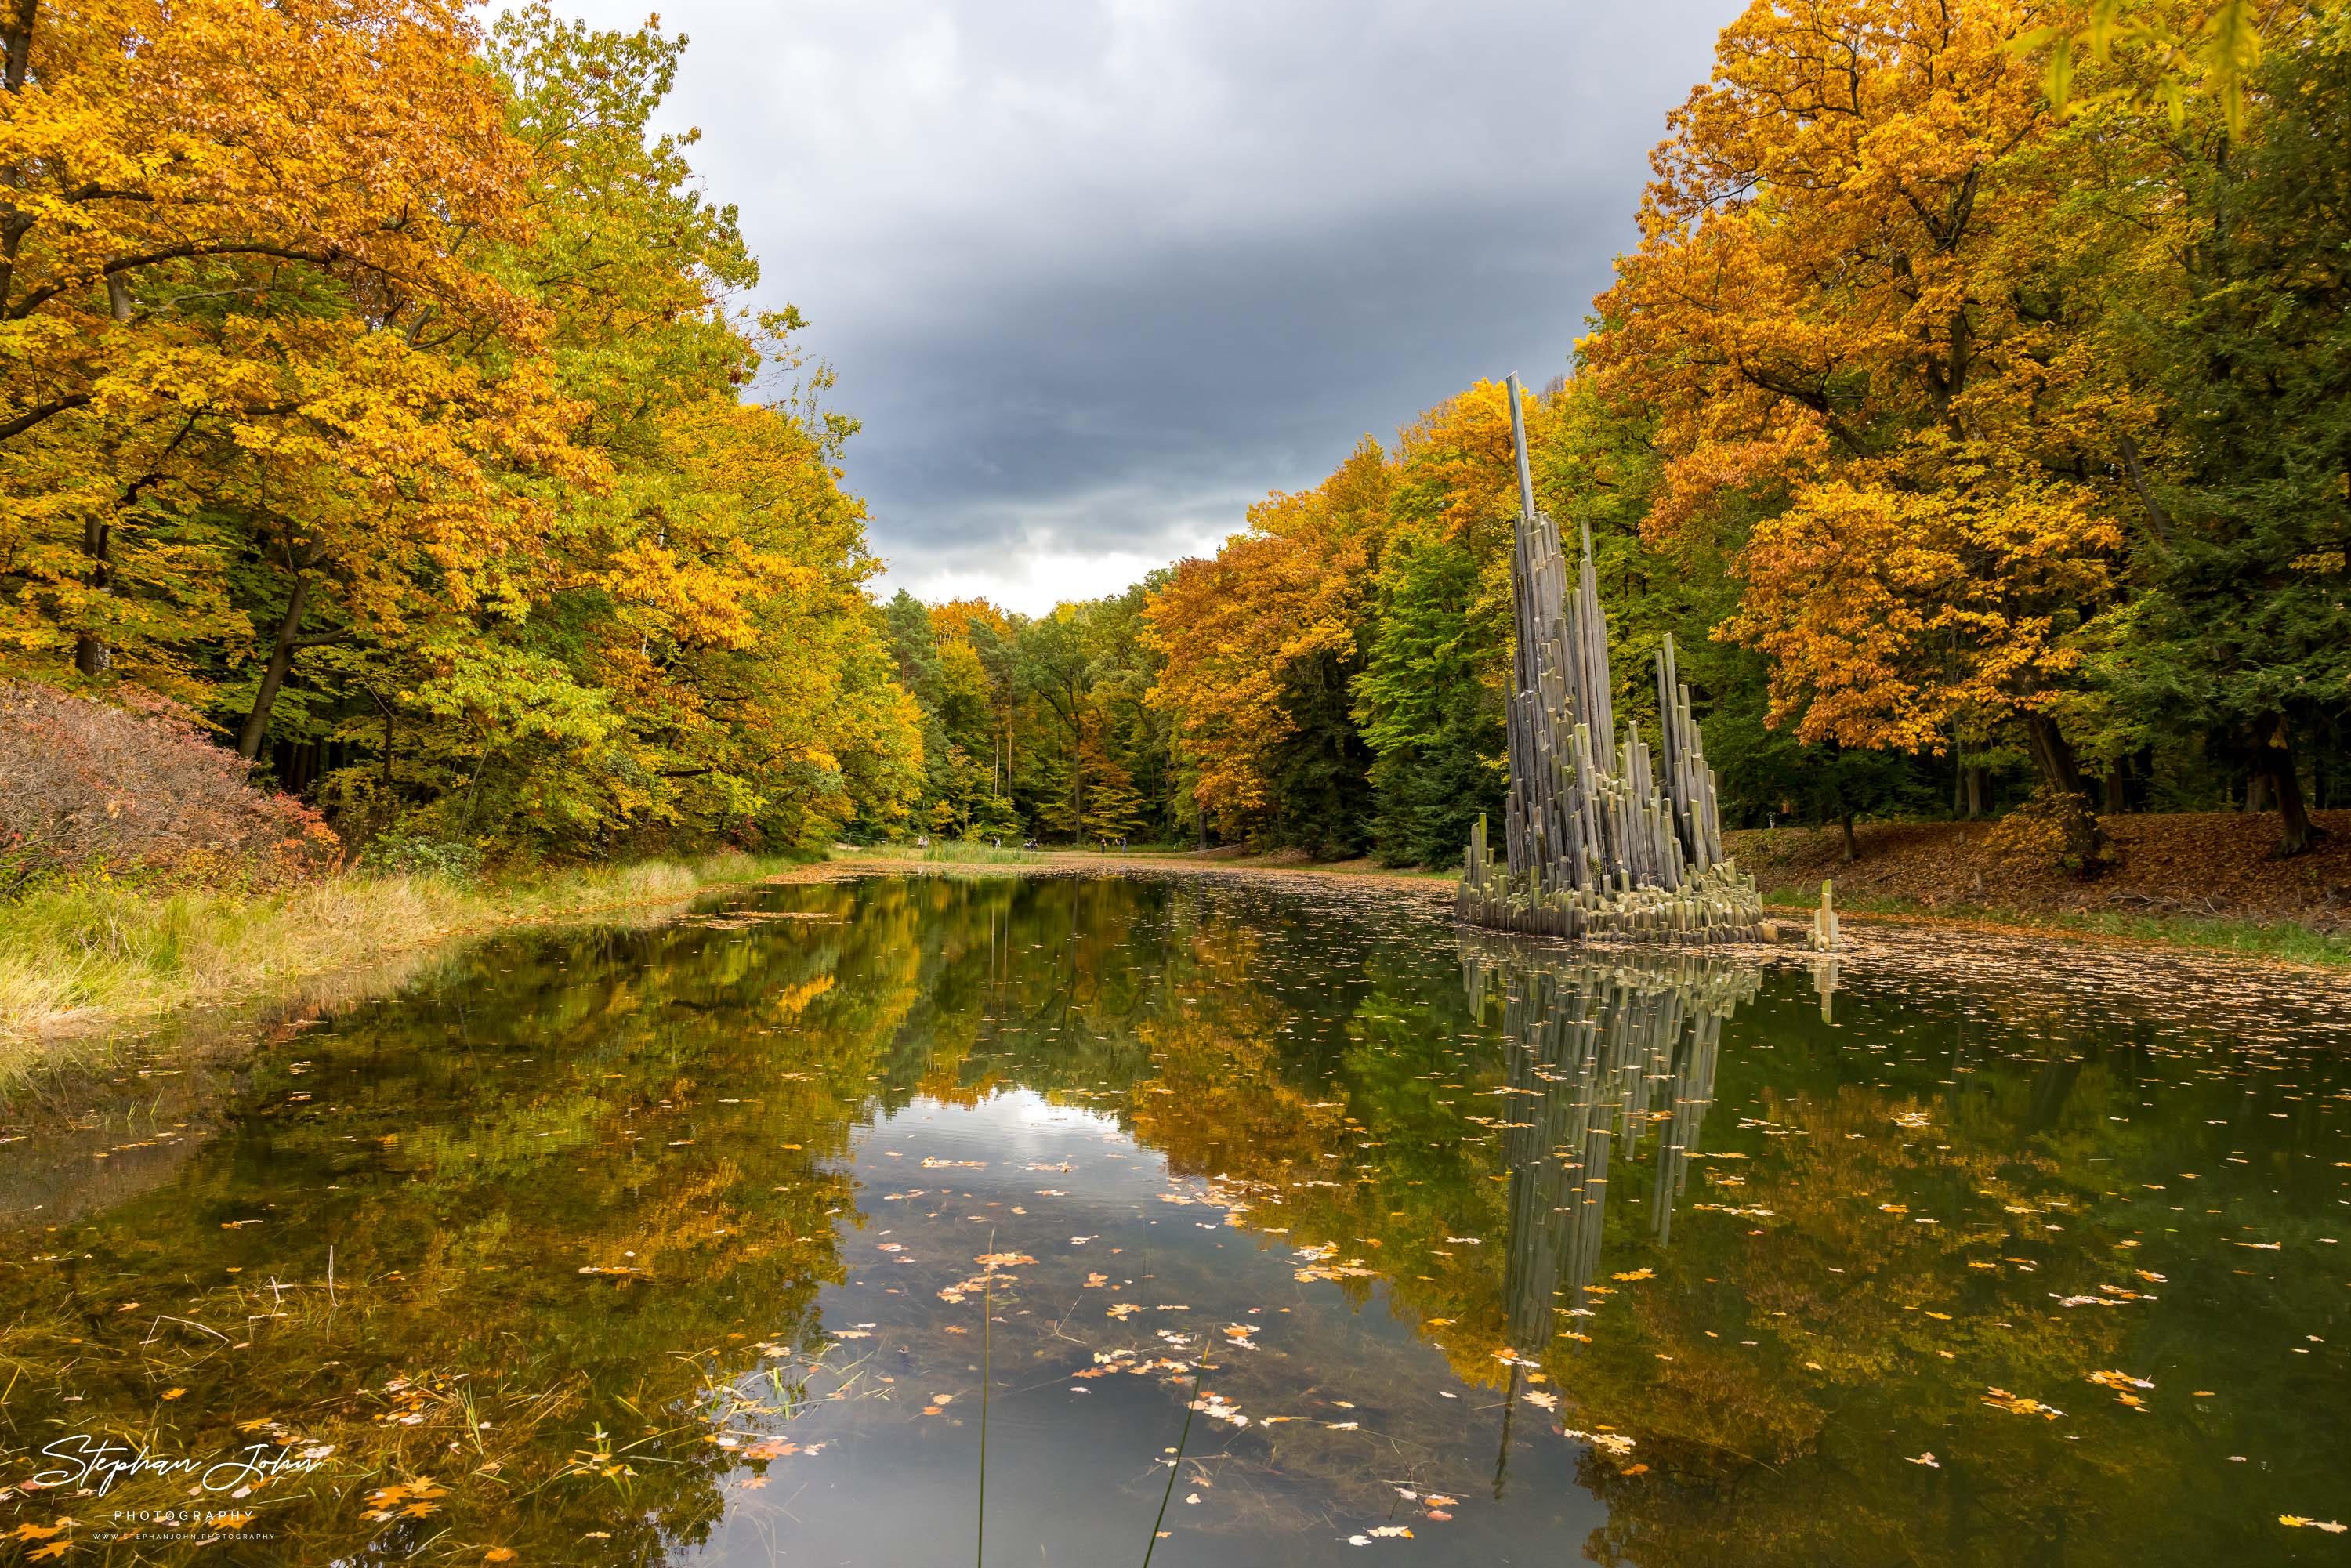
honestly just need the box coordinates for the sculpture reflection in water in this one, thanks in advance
[1463,932,1828,1493]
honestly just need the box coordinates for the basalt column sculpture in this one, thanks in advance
[1457,375,1763,943]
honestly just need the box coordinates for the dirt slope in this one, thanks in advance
[1731,810,2351,930]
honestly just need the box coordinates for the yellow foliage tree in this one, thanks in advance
[1,0,583,702]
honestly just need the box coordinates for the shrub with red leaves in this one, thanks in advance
[0,681,340,893]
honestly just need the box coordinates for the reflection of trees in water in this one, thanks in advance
[1463,939,1767,1357]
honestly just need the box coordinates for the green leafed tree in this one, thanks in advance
[2108,10,2351,855]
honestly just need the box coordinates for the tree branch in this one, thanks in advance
[2117,433,2173,549]
[0,392,91,444]
[6,242,365,321]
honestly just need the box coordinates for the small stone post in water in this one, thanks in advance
[1811,879,1840,952]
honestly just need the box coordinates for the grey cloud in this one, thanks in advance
[561,0,1742,609]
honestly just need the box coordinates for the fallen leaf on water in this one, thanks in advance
[1907,1454,1940,1468]
[2281,1517,2346,1533]
[1983,1388,2063,1419]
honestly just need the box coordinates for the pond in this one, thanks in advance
[2,871,2346,1565]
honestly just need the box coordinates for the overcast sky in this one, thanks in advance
[559,0,1741,613]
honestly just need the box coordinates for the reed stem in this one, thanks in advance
[1139,1358,1204,1566]
[977,1239,991,1568]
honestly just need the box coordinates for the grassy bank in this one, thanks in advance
[0,851,812,1074]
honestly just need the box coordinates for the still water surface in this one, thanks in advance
[2,871,2347,1565]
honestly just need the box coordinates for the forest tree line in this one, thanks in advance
[911,0,2349,869]
[6,0,2346,873]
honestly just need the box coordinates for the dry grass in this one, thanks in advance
[2,679,339,890]
[0,852,806,1079]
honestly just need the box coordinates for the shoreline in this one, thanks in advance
[875,845,2351,969]
[9,839,2346,1085]
[0,853,859,1082]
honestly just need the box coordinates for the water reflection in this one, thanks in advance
[1469,940,1751,1353]
[0,873,2343,1566]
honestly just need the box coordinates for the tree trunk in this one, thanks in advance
[1838,811,1858,863]
[1068,698,1083,842]
[2246,771,2273,813]
[238,573,309,762]
[2252,715,2326,857]
[1962,766,1988,820]
[2103,765,2127,815]
[72,515,110,675]
[2022,710,2109,871]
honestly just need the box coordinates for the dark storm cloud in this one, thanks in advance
[562,0,1742,609]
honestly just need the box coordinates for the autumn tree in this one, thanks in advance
[1584,0,2185,868]
[1353,383,1527,864]
[3,2,922,858]
[1145,437,1390,852]
[1,0,580,708]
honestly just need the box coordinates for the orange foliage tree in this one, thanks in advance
[1585,0,2183,866]
[1143,438,1390,842]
